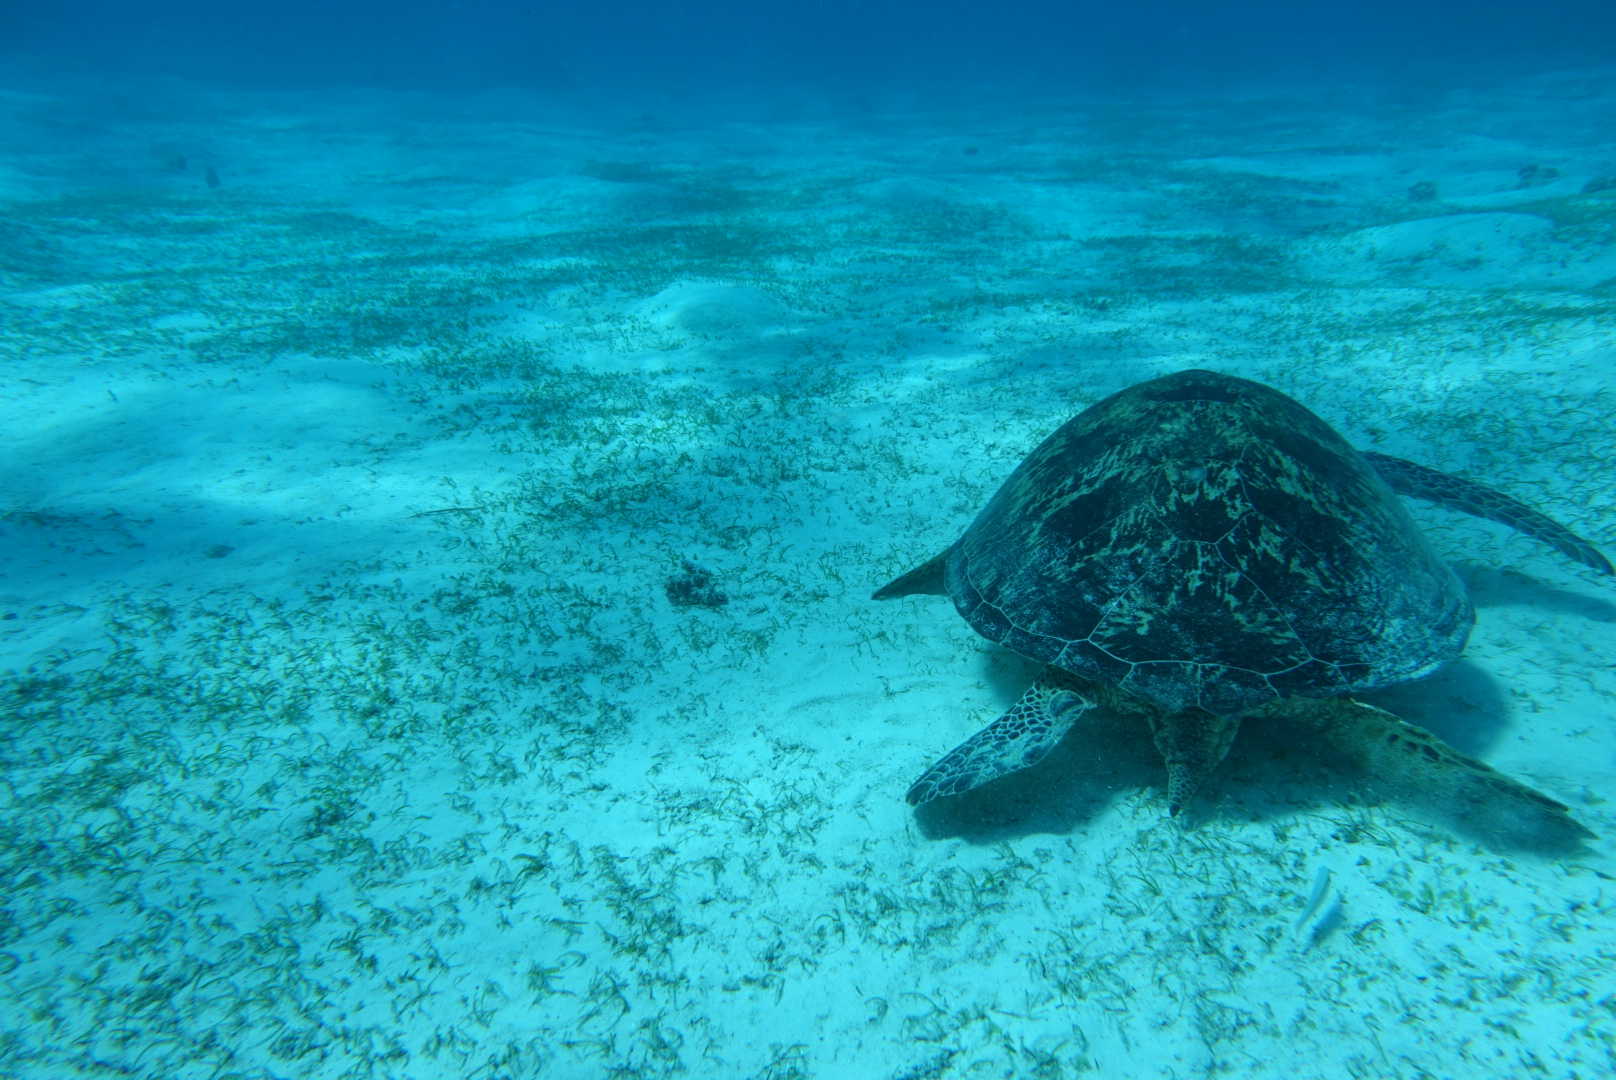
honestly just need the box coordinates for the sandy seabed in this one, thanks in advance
[3,67,1616,1079]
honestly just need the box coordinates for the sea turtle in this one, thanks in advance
[874,369,1607,838]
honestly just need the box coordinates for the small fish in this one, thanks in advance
[1294,866,1332,933]
[205,167,221,189]
[1307,897,1346,951]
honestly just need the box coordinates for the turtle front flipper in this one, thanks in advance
[1364,451,1613,576]
[906,669,1094,807]
[1276,696,1595,843]
[873,547,953,600]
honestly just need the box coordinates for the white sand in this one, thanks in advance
[2,70,1615,1078]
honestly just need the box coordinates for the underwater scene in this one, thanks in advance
[3,4,1616,1078]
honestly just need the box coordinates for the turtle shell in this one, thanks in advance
[946,369,1473,715]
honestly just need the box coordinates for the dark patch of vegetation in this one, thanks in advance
[1408,181,1438,203]
[1517,164,1561,189]
[665,561,727,609]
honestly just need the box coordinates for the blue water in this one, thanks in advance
[2,4,1615,1079]
[7,0,1616,94]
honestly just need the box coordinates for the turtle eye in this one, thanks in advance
[1185,465,1208,482]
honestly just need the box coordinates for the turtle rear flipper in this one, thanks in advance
[1364,451,1613,576]
[906,670,1093,806]
[1277,696,1595,845]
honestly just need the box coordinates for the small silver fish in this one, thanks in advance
[1294,866,1332,933]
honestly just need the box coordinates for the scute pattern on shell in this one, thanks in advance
[945,369,1473,715]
